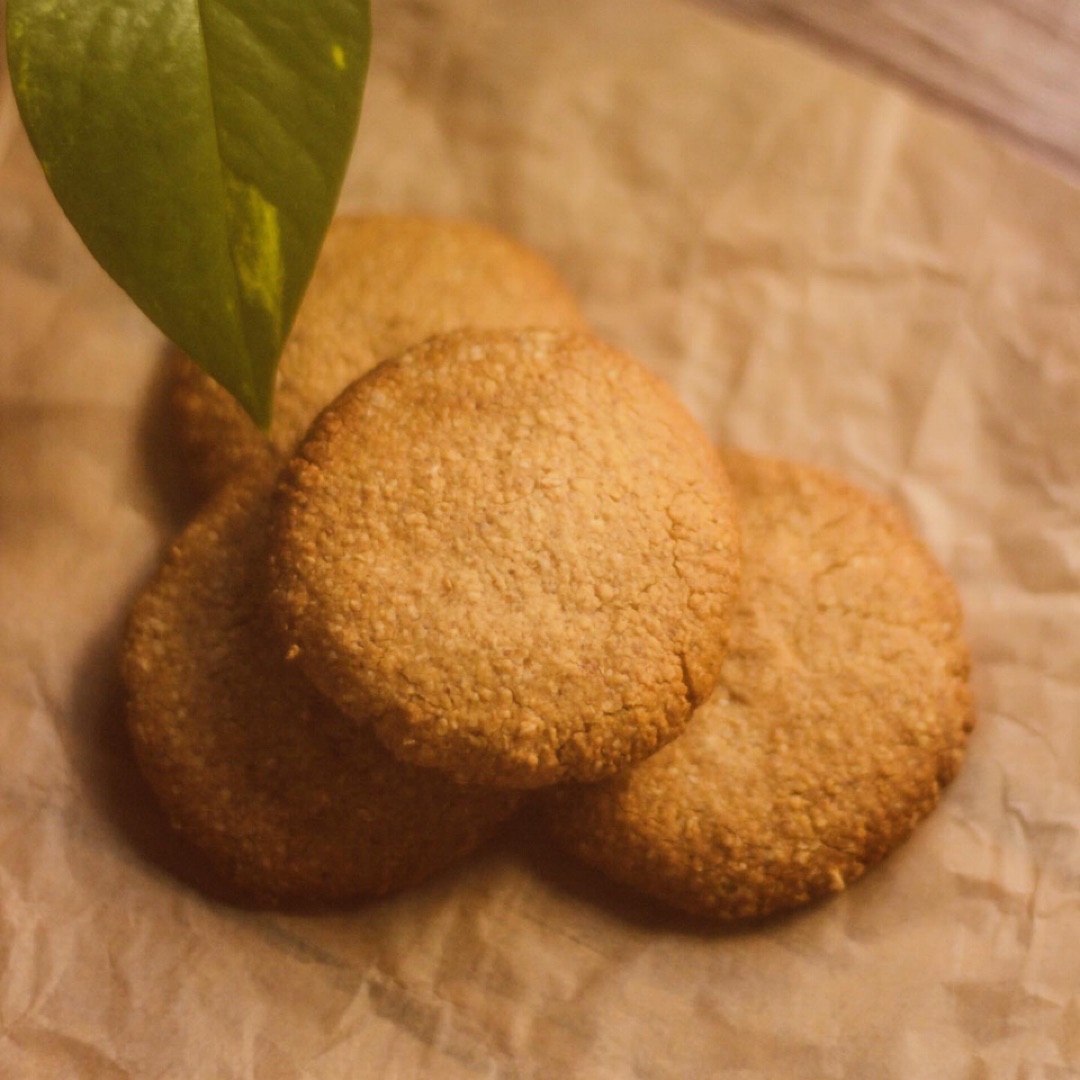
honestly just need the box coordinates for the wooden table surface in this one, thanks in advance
[702,0,1080,184]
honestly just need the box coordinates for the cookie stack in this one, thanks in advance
[122,215,974,919]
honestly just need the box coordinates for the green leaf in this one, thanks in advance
[7,0,371,427]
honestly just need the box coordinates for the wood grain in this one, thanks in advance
[700,0,1080,182]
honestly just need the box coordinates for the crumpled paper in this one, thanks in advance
[2,0,1078,1076]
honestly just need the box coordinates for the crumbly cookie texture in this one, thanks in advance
[544,450,976,920]
[121,471,522,904]
[269,328,742,789]
[170,214,588,493]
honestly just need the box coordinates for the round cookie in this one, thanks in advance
[543,450,975,921]
[269,328,741,789]
[170,214,588,492]
[121,471,522,904]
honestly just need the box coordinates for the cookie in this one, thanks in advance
[121,470,522,904]
[543,450,975,920]
[268,329,741,789]
[170,214,588,492]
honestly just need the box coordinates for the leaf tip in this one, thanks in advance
[240,381,274,433]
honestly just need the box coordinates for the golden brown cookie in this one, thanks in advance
[543,450,975,921]
[268,329,741,789]
[170,214,588,492]
[121,470,522,904]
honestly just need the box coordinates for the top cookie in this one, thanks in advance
[170,214,588,492]
[544,450,975,920]
[269,329,741,788]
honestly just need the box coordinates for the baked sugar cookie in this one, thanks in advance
[544,450,975,920]
[121,472,521,904]
[269,329,741,788]
[170,214,588,492]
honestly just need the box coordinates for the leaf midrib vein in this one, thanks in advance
[192,0,253,392]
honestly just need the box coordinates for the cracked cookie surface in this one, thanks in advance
[121,471,522,904]
[268,329,741,788]
[543,450,975,920]
[170,214,588,493]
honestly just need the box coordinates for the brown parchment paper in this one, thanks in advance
[2,1,1078,1076]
